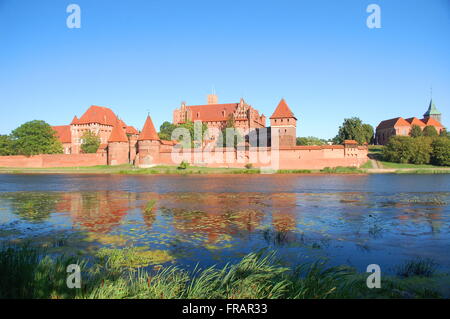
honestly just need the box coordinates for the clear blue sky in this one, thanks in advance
[0,0,449,139]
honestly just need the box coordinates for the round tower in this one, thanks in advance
[137,115,161,167]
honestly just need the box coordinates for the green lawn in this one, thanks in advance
[379,161,448,169]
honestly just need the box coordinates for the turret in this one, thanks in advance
[137,115,161,167]
[107,120,129,165]
[270,99,297,148]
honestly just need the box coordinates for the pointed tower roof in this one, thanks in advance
[270,99,297,120]
[108,120,128,143]
[70,116,79,125]
[138,115,160,141]
[424,99,441,117]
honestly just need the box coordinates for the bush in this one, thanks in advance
[382,136,415,164]
[245,163,253,169]
[431,138,450,166]
[410,137,432,165]
[80,131,101,154]
[423,126,438,137]
[177,161,189,170]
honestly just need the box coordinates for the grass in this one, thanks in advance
[379,161,446,169]
[320,166,365,174]
[0,244,447,299]
[395,258,438,278]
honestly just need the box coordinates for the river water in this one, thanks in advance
[0,173,449,273]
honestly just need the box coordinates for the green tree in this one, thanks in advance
[422,126,438,137]
[409,125,423,138]
[410,137,432,164]
[216,114,244,148]
[296,136,326,146]
[80,131,101,153]
[431,138,450,166]
[439,128,448,138]
[158,121,177,140]
[0,135,14,156]
[333,117,373,144]
[382,136,415,164]
[10,120,62,156]
[362,124,374,144]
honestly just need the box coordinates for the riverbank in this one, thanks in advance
[1,245,448,299]
[0,164,449,175]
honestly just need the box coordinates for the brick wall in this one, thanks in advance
[0,153,107,168]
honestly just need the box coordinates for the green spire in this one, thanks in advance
[423,99,441,117]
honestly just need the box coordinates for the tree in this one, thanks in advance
[409,125,423,138]
[333,117,373,144]
[0,135,14,156]
[423,126,438,137]
[158,121,177,140]
[80,131,101,153]
[439,128,449,138]
[296,136,326,146]
[410,137,432,164]
[431,138,450,166]
[382,136,415,164]
[10,120,62,156]
[362,124,374,144]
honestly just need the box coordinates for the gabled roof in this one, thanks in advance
[376,117,410,130]
[405,117,426,127]
[52,125,71,143]
[186,103,239,122]
[77,105,119,126]
[108,121,128,143]
[423,99,441,117]
[344,140,358,145]
[421,117,444,127]
[270,99,296,119]
[138,115,160,141]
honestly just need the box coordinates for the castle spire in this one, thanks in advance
[423,98,442,122]
[138,115,160,141]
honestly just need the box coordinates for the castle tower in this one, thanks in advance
[423,99,442,123]
[270,99,297,148]
[137,115,161,167]
[108,121,130,165]
[207,94,218,105]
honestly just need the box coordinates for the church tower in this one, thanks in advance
[270,99,297,148]
[423,99,442,123]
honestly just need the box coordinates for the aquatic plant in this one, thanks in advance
[0,244,445,299]
[395,258,439,278]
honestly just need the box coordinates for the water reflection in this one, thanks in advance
[0,189,449,272]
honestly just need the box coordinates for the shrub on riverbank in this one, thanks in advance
[0,244,445,299]
[383,136,449,166]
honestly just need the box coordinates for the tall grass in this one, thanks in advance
[0,245,444,299]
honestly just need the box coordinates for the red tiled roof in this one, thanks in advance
[77,105,119,126]
[344,140,358,144]
[126,126,139,135]
[376,117,410,130]
[421,117,443,127]
[70,116,79,125]
[138,115,160,141]
[160,140,176,145]
[108,121,128,143]
[52,125,71,143]
[405,117,426,127]
[270,99,296,119]
[186,103,239,122]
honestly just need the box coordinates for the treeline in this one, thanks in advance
[383,135,450,166]
[0,121,63,156]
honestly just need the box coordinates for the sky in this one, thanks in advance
[0,0,449,139]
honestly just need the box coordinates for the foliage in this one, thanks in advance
[320,166,364,174]
[296,136,327,146]
[409,125,423,138]
[383,135,449,166]
[431,138,450,166]
[80,131,101,154]
[333,117,373,145]
[0,245,445,299]
[0,134,14,156]
[158,121,177,140]
[9,120,63,156]
[177,161,189,170]
[395,258,438,278]
[422,126,438,137]
[245,163,253,169]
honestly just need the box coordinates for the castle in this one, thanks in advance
[375,99,444,145]
[0,96,369,169]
